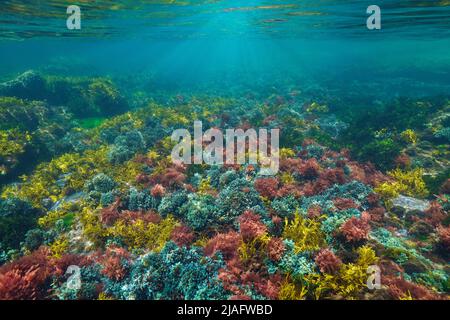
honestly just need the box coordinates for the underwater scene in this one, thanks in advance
[0,0,449,301]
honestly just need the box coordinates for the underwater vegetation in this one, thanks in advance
[0,70,448,301]
[337,97,450,172]
[0,71,132,184]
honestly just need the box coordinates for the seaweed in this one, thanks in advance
[0,77,447,300]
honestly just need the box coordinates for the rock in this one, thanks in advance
[410,220,434,237]
[391,195,430,213]
[361,287,392,300]
[402,258,429,274]
[0,70,47,100]
[391,205,406,218]
[41,198,54,210]
[50,191,85,211]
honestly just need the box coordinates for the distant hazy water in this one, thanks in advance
[0,0,449,98]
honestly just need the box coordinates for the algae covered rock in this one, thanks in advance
[391,195,430,213]
[0,70,47,100]
[0,198,41,250]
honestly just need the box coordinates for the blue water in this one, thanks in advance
[0,1,449,98]
[0,1,449,301]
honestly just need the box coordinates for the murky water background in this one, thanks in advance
[0,0,449,99]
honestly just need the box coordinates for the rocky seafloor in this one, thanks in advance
[0,71,448,300]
